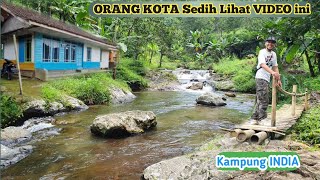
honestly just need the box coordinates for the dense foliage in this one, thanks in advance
[10,0,319,76]
[0,94,23,127]
[115,59,148,90]
[291,105,320,145]
[213,57,256,92]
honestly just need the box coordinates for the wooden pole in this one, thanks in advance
[291,85,297,116]
[13,34,23,95]
[271,76,276,127]
[304,88,309,110]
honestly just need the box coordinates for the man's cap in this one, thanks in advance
[266,36,276,43]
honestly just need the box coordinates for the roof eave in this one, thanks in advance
[29,21,118,51]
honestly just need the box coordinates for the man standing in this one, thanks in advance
[250,36,282,125]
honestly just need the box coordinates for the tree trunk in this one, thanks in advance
[134,52,139,60]
[317,52,320,75]
[317,57,320,75]
[149,51,154,64]
[305,51,315,77]
[159,52,163,68]
[113,25,118,43]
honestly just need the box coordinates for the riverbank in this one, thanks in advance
[0,74,137,169]
[1,90,255,179]
[143,135,320,179]
[143,101,320,179]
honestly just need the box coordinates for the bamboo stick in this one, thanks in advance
[13,34,23,95]
[237,130,255,142]
[271,76,276,127]
[251,131,268,145]
[230,129,243,137]
[292,85,297,116]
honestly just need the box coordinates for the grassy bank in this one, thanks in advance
[290,105,320,146]
[42,73,130,105]
[0,93,23,127]
[213,57,256,92]
[116,58,148,90]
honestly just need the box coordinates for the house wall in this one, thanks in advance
[18,37,25,62]
[3,36,16,60]
[83,43,100,69]
[100,50,109,68]
[34,33,85,70]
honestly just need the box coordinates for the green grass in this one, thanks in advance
[42,73,130,105]
[213,57,256,92]
[116,58,149,89]
[0,93,23,127]
[290,105,320,146]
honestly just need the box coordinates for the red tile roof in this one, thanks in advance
[1,1,117,47]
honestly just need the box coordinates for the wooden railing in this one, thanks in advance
[271,76,309,127]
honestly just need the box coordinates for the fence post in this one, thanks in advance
[271,76,276,127]
[13,34,23,95]
[291,85,297,116]
[304,88,309,110]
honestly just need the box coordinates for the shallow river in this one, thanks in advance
[2,91,254,179]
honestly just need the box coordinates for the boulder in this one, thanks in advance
[23,96,88,119]
[187,82,203,90]
[213,80,235,91]
[23,100,64,118]
[225,92,236,97]
[143,150,242,180]
[143,140,320,180]
[196,92,226,106]
[90,110,157,138]
[21,117,55,133]
[1,144,20,160]
[63,95,88,111]
[109,86,136,104]
[1,144,33,169]
[1,127,32,146]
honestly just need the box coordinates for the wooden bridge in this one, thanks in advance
[224,77,310,144]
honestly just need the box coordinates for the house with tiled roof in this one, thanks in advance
[1,2,118,80]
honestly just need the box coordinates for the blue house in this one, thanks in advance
[1,2,118,80]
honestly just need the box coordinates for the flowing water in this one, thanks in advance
[2,70,255,179]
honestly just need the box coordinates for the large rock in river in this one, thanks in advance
[1,144,33,169]
[1,127,32,146]
[23,96,88,119]
[109,86,136,104]
[187,82,204,90]
[90,110,157,138]
[196,92,226,106]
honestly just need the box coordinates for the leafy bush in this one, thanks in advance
[0,94,23,127]
[291,105,320,145]
[213,57,256,92]
[116,65,148,90]
[304,77,320,91]
[120,58,147,76]
[42,73,129,105]
[232,70,256,92]
[41,85,62,102]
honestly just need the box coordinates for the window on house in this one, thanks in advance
[1,43,4,59]
[25,39,32,62]
[87,47,92,62]
[43,38,51,62]
[52,40,59,62]
[64,44,70,62]
[71,44,76,62]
